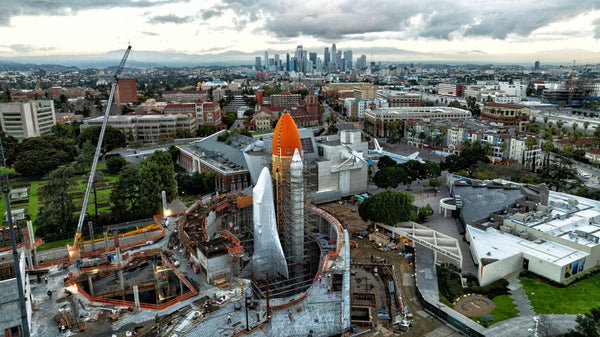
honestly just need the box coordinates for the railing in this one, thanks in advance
[307,203,343,272]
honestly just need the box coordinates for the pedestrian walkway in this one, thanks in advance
[507,275,535,316]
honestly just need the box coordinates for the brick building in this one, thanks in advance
[115,78,137,104]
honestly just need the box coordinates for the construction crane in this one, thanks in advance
[0,139,30,336]
[68,45,131,262]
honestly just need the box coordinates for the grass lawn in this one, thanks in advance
[38,237,72,251]
[439,293,453,307]
[471,295,518,327]
[1,167,16,175]
[520,273,600,314]
[28,181,40,223]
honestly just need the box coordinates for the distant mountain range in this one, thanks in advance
[1,47,599,70]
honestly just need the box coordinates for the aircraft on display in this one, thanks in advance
[370,139,423,164]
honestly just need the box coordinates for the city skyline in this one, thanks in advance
[0,0,599,64]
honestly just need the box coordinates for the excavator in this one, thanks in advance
[67,45,131,263]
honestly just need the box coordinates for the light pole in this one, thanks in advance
[0,138,30,337]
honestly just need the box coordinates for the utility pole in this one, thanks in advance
[244,294,249,331]
[0,138,30,337]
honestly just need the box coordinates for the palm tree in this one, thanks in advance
[584,121,590,135]
[572,122,578,133]
[557,120,564,130]
[500,140,507,154]
[543,116,548,128]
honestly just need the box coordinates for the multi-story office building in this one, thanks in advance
[0,100,56,140]
[437,83,464,97]
[343,50,353,70]
[255,56,262,71]
[481,103,530,131]
[377,90,422,107]
[324,47,330,68]
[162,90,209,103]
[270,93,302,109]
[81,113,198,144]
[365,107,471,137]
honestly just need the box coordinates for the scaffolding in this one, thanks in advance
[249,152,322,300]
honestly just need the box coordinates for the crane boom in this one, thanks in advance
[70,45,131,259]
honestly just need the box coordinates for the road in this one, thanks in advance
[548,152,600,189]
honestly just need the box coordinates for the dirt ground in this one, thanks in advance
[322,201,460,336]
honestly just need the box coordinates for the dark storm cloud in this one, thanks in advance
[147,14,194,24]
[215,0,600,41]
[0,0,190,26]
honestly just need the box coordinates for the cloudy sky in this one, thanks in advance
[1,0,600,63]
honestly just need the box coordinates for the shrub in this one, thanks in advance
[106,155,127,174]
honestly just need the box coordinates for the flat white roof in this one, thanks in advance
[468,225,587,267]
[509,191,600,247]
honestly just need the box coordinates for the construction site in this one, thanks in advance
[0,56,352,336]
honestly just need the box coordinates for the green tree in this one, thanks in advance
[584,121,590,135]
[14,136,76,177]
[429,178,442,195]
[168,145,180,164]
[377,155,397,170]
[373,166,407,189]
[197,124,217,137]
[72,140,95,173]
[565,306,600,337]
[499,140,508,154]
[106,155,127,174]
[466,96,480,116]
[137,151,178,215]
[110,167,139,220]
[417,204,434,223]
[448,100,462,108]
[526,82,535,96]
[424,161,441,178]
[137,160,163,215]
[538,158,581,191]
[35,166,76,237]
[78,125,126,153]
[51,123,76,139]
[0,131,19,167]
[359,190,414,226]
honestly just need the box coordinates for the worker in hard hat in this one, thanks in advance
[227,313,232,323]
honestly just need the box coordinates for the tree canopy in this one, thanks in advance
[35,166,76,237]
[359,190,415,226]
[441,141,489,174]
[78,125,126,153]
[106,155,127,174]
[0,131,19,166]
[14,136,77,177]
[377,155,397,170]
[565,306,600,337]
[137,150,178,215]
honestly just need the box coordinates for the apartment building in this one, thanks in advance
[0,100,56,140]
